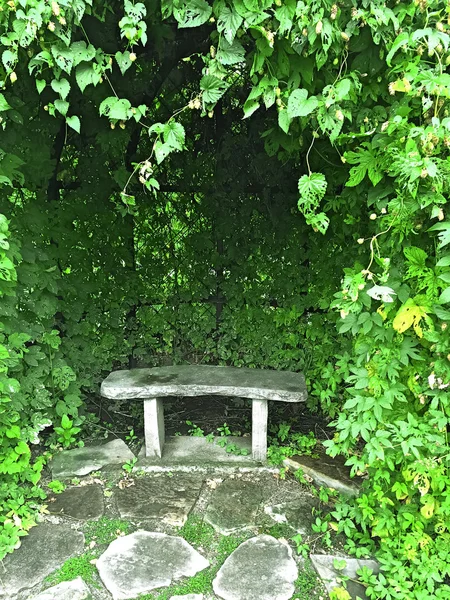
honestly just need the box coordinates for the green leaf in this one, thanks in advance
[2,49,16,71]
[174,0,212,28]
[278,109,291,134]
[217,38,245,65]
[76,63,101,92]
[243,98,260,119]
[386,32,410,66]
[163,121,185,150]
[200,75,228,104]
[70,41,96,67]
[428,221,450,249]
[99,97,132,120]
[433,305,450,320]
[115,51,133,75]
[51,78,70,101]
[439,286,450,304]
[298,173,327,208]
[334,79,352,101]
[51,43,74,74]
[66,115,81,133]
[154,141,173,164]
[36,79,46,95]
[436,255,450,267]
[0,93,11,112]
[287,89,318,118]
[54,100,69,116]
[217,6,243,44]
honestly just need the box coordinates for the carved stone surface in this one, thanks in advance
[310,554,379,600]
[28,577,92,600]
[115,473,204,526]
[48,485,104,520]
[205,478,265,535]
[96,531,210,600]
[0,524,85,598]
[51,439,135,478]
[101,366,307,403]
[213,535,298,600]
[284,447,363,497]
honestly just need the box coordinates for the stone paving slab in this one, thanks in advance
[213,535,298,600]
[284,447,363,497]
[28,577,93,600]
[0,524,85,598]
[310,554,379,600]
[137,436,257,471]
[96,531,210,600]
[48,484,105,520]
[204,478,266,535]
[51,439,135,479]
[115,473,204,526]
[264,496,320,533]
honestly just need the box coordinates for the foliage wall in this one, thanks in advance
[1,0,450,597]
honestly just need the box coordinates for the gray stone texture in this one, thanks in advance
[204,478,264,535]
[265,496,320,533]
[96,531,210,600]
[51,439,135,478]
[0,524,85,598]
[137,436,255,470]
[144,397,165,457]
[213,535,298,600]
[116,473,204,526]
[28,577,92,600]
[284,447,363,496]
[252,399,268,461]
[101,365,307,403]
[310,554,379,600]
[48,485,104,520]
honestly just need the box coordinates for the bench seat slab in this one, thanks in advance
[144,398,165,458]
[101,366,307,403]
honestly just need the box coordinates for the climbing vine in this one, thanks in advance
[1,0,450,597]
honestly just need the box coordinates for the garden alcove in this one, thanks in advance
[1,1,450,598]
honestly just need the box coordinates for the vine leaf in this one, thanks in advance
[163,122,185,150]
[287,89,318,118]
[428,221,450,249]
[217,6,243,44]
[298,173,327,208]
[51,78,70,101]
[174,0,212,28]
[200,75,228,104]
[66,115,80,133]
[217,38,245,65]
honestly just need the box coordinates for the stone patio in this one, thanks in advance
[1,440,374,600]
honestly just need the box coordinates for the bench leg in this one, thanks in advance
[144,398,165,458]
[252,399,268,462]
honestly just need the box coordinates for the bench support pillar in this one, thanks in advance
[252,399,268,461]
[144,398,165,458]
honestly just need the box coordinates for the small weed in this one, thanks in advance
[292,533,311,558]
[126,427,138,444]
[47,480,66,494]
[262,522,293,539]
[45,552,98,587]
[292,557,324,600]
[122,456,138,474]
[186,420,205,437]
[177,515,215,548]
[84,516,132,546]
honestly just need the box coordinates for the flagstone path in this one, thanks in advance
[0,440,378,600]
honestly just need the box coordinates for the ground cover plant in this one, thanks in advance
[1,0,450,598]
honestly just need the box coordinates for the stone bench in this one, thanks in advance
[100,365,307,461]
